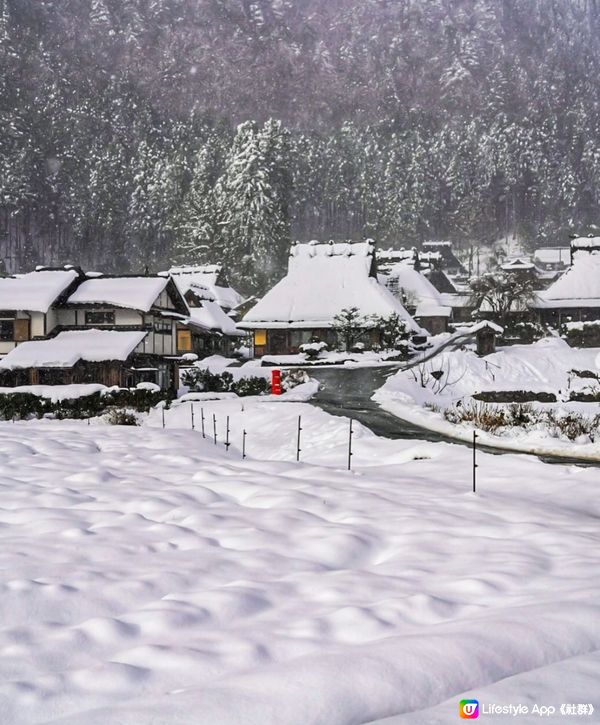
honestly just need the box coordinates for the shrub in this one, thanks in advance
[232,376,269,396]
[282,369,309,389]
[181,367,233,393]
[106,409,139,426]
[0,388,170,421]
[444,401,600,442]
[474,390,556,403]
[299,341,328,359]
[181,365,269,397]
[560,321,600,347]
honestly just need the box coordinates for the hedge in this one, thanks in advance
[0,388,170,421]
[473,390,557,403]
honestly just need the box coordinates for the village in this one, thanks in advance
[0,236,595,378]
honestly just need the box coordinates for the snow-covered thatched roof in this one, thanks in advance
[164,265,243,311]
[67,276,170,312]
[533,247,570,266]
[0,330,147,370]
[0,268,80,313]
[534,247,600,309]
[240,240,421,331]
[500,256,535,271]
[379,260,443,309]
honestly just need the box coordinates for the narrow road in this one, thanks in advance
[309,366,598,466]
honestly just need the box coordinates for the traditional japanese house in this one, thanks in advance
[239,240,422,356]
[0,329,148,387]
[533,237,600,328]
[165,266,245,356]
[0,267,83,358]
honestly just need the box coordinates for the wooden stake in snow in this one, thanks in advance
[296,415,302,461]
[472,431,478,493]
[161,405,165,429]
[242,429,247,459]
[213,413,217,445]
[201,407,205,438]
[347,418,353,470]
[225,415,230,452]
[191,403,195,430]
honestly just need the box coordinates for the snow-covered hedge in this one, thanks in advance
[0,387,169,421]
[442,401,600,442]
[181,367,270,397]
[561,320,600,348]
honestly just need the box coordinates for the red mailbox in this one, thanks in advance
[271,369,283,395]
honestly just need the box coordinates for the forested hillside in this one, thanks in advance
[1,0,600,290]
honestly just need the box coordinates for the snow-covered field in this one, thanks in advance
[0,397,599,724]
[375,338,600,458]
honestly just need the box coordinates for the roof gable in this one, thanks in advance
[164,265,243,310]
[0,269,81,313]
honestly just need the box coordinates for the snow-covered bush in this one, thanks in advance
[181,366,269,397]
[561,320,600,348]
[371,312,410,350]
[299,341,328,359]
[332,307,368,351]
[282,369,309,389]
[0,388,169,421]
[182,367,233,393]
[443,401,600,442]
[106,409,139,426]
[232,376,269,396]
[502,320,547,345]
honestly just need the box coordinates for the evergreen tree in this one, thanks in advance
[214,120,291,293]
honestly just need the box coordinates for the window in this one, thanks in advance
[254,329,267,346]
[0,320,14,341]
[177,329,192,352]
[85,310,115,325]
[154,319,172,335]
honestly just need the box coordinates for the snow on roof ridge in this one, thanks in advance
[291,239,375,259]
[570,236,600,248]
[165,264,221,275]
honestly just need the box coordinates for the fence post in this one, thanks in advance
[296,415,302,462]
[225,415,230,452]
[201,407,205,438]
[472,431,478,493]
[161,405,165,429]
[191,403,195,430]
[242,429,247,459]
[347,418,353,470]
[213,413,217,445]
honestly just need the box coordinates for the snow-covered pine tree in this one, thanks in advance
[214,119,291,293]
[174,142,218,264]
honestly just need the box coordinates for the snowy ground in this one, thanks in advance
[0,397,599,724]
[374,338,600,459]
